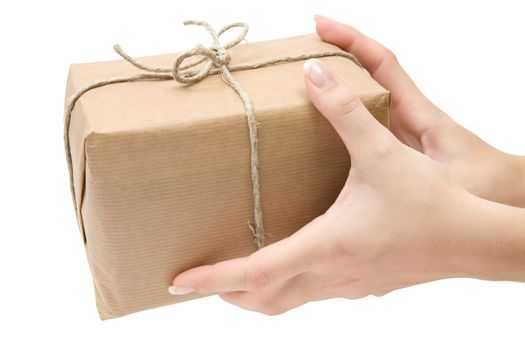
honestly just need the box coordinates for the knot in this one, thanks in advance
[210,46,231,67]
[171,20,247,84]
[70,20,364,250]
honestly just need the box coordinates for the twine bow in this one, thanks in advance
[64,20,362,249]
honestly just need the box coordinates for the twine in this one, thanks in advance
[64,20,362,249]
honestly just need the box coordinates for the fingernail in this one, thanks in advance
[303,59,333,88]
[313,14,321,22]
[168,285,194,296]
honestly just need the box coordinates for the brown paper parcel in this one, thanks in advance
[65,33,390,319]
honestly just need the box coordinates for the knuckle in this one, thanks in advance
[370,135,399,160]
[384,48,398,64]
[331,92,364,120]
[243,261,271,292]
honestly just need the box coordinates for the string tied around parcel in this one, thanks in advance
[63,20,363,249]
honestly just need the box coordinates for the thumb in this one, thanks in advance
[170,216,327,294]
[303,58,396,162]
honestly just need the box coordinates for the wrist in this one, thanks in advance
[504,153,525,208]
[448,194,525,282]
[476,149,525,208]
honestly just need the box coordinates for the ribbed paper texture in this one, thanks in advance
[65,33,390,319]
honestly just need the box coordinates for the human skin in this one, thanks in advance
[168,16,525,315]
[309,16,525,209]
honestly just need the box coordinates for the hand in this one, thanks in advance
[314,15,525,208]
[169,56,525,315]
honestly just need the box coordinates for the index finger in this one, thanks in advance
[315,15,423,106]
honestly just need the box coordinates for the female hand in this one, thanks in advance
[314,16,525,208]
[168,17,525,314]
[169,56,525,315]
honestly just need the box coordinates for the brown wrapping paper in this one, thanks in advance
[65,33,390,319]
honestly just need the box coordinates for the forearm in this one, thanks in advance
[456,196,525,283]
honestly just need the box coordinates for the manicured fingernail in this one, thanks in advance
[303,59,333,88]
[168,285,194,295]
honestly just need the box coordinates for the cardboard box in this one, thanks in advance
[64,33,390,319]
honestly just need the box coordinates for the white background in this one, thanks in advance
[1,0,524,349]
